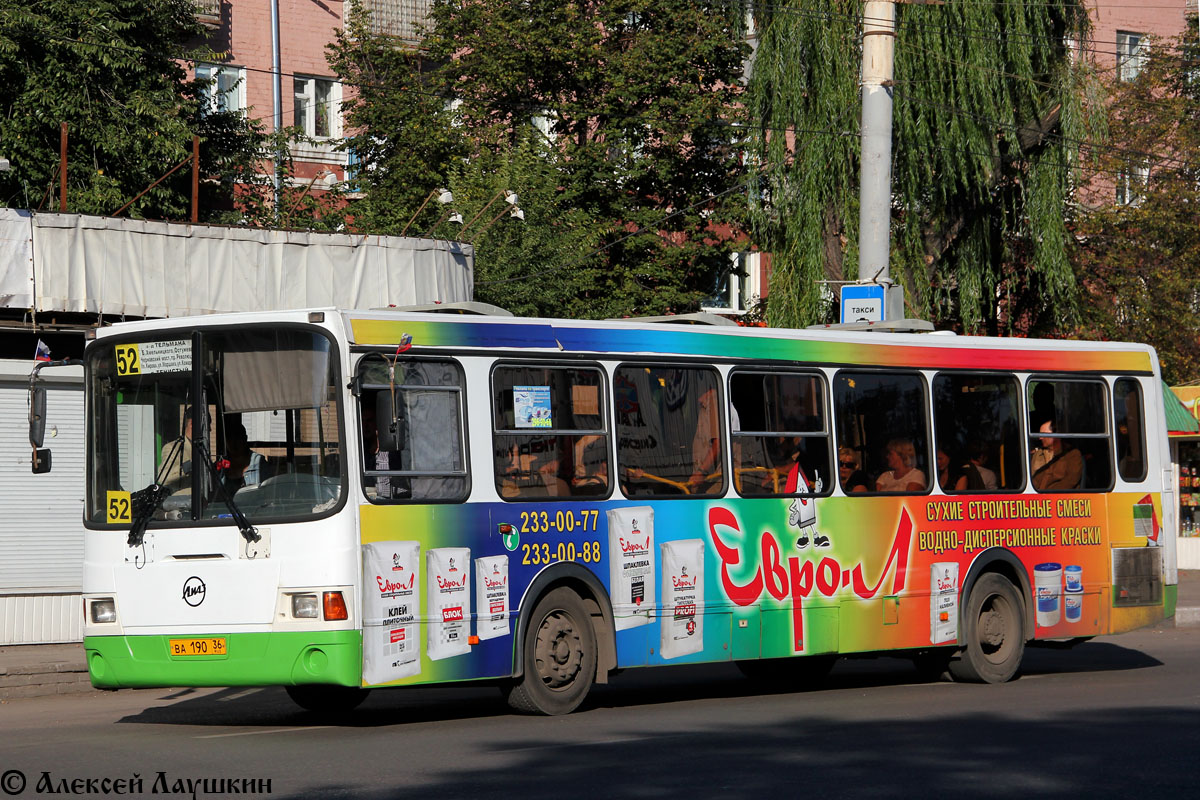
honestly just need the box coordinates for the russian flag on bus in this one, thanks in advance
[34,339,51,362]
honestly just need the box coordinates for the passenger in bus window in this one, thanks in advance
[1031,420,1082,491]
[688,387,722,493]
[572,434,608,492]
[875,438,926,492]
[936,448,957,490]
[161,407,210,495]
[838,447,870,493]
[956,441,998,491]
[222,420,270,490]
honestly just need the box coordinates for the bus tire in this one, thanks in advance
[285,684,370,714]
[948,573,1025,684]
[504,587,596,715]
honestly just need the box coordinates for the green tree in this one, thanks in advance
[747,0,1096,332]
[325,5,467,235]
[1072,25,1200,384]
[330,0,751,318]
[0,0,264,220]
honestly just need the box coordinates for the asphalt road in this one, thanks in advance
[1,623,1197,799]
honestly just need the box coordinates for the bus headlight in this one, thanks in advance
[291,594,320,619]
[90,598,117,624]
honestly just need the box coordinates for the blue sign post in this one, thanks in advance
[840,284,886,324]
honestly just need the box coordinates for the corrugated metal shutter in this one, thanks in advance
[0,376,86,592]
[0,593,82,644]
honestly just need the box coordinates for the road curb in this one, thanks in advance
[1175,606,1200,627]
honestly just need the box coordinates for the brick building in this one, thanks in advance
[1084,0,1193,205]
[191,1,433,190]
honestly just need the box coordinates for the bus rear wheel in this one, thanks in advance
[285,684,370,714]
[505,587,597,715]
[948,573,1025,684]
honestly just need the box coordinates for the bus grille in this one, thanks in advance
[1112,547,1162,607]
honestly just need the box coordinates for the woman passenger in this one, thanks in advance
[875,438,926,492]
[837,447,870,493]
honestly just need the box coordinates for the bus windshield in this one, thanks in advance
[86,327,343,525]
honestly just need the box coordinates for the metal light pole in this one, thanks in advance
[858,0,903,319]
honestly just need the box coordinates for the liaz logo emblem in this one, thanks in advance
[182,576,207,607]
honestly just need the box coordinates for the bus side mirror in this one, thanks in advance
[32,448,52,475]
[29,386,47,448]
[375,390,406,452]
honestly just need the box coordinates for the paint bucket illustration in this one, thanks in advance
[1064,564,1083,593]
[1034,562,1063,627]
[1064,589,1083,623]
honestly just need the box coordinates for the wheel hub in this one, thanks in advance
[535,610,582,689]
[980,608,1006,647]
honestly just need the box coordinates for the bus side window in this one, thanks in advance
[492,364,609,500]
[833,371,931,495]
[357,356,469,503]
[1028,378,1112,492]
[729,370,831,497]
[615,365,724,498]
[1114,378,1147,483]
[932,373,1023,493]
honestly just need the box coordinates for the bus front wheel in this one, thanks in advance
[948,573,1025,684]
[505,587,597,715]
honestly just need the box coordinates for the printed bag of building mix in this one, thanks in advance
[660,539,705,659]
[427,547,471,661]
[474,554,510,641]
[607,506,655,630]
[362,541,421,683]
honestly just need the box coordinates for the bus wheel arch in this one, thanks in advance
[505,563,616,715]
[950,551,1031,684]
[960,548,1034,642]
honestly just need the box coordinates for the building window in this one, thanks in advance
[702,251,763,315]
[294,76,339,139]
[359,0,433,45]
[1117,31,1146,81]
[195,64,244,116]
[1116,164,1149,206]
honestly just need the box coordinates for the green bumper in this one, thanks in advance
[85,630,362,689]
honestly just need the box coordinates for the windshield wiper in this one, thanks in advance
[195,439,260,545]
[126,434,187,547]
[127,482,169,547]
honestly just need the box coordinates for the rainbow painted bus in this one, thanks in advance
[36,307,1175,714]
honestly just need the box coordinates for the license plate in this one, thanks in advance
[168,637,227,657]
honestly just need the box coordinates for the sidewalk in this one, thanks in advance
[5,571,1200,700]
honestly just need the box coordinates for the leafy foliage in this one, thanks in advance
[1072,23,1200,384]
[747,0,1096,333]
[330,0,751,318]
[0,0,265,220]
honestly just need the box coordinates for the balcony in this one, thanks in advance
[194,0,221,29]
[360,0,433,46]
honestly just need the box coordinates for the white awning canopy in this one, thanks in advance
[0,209,473,318]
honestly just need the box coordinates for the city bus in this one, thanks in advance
[35,307,1177,714]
